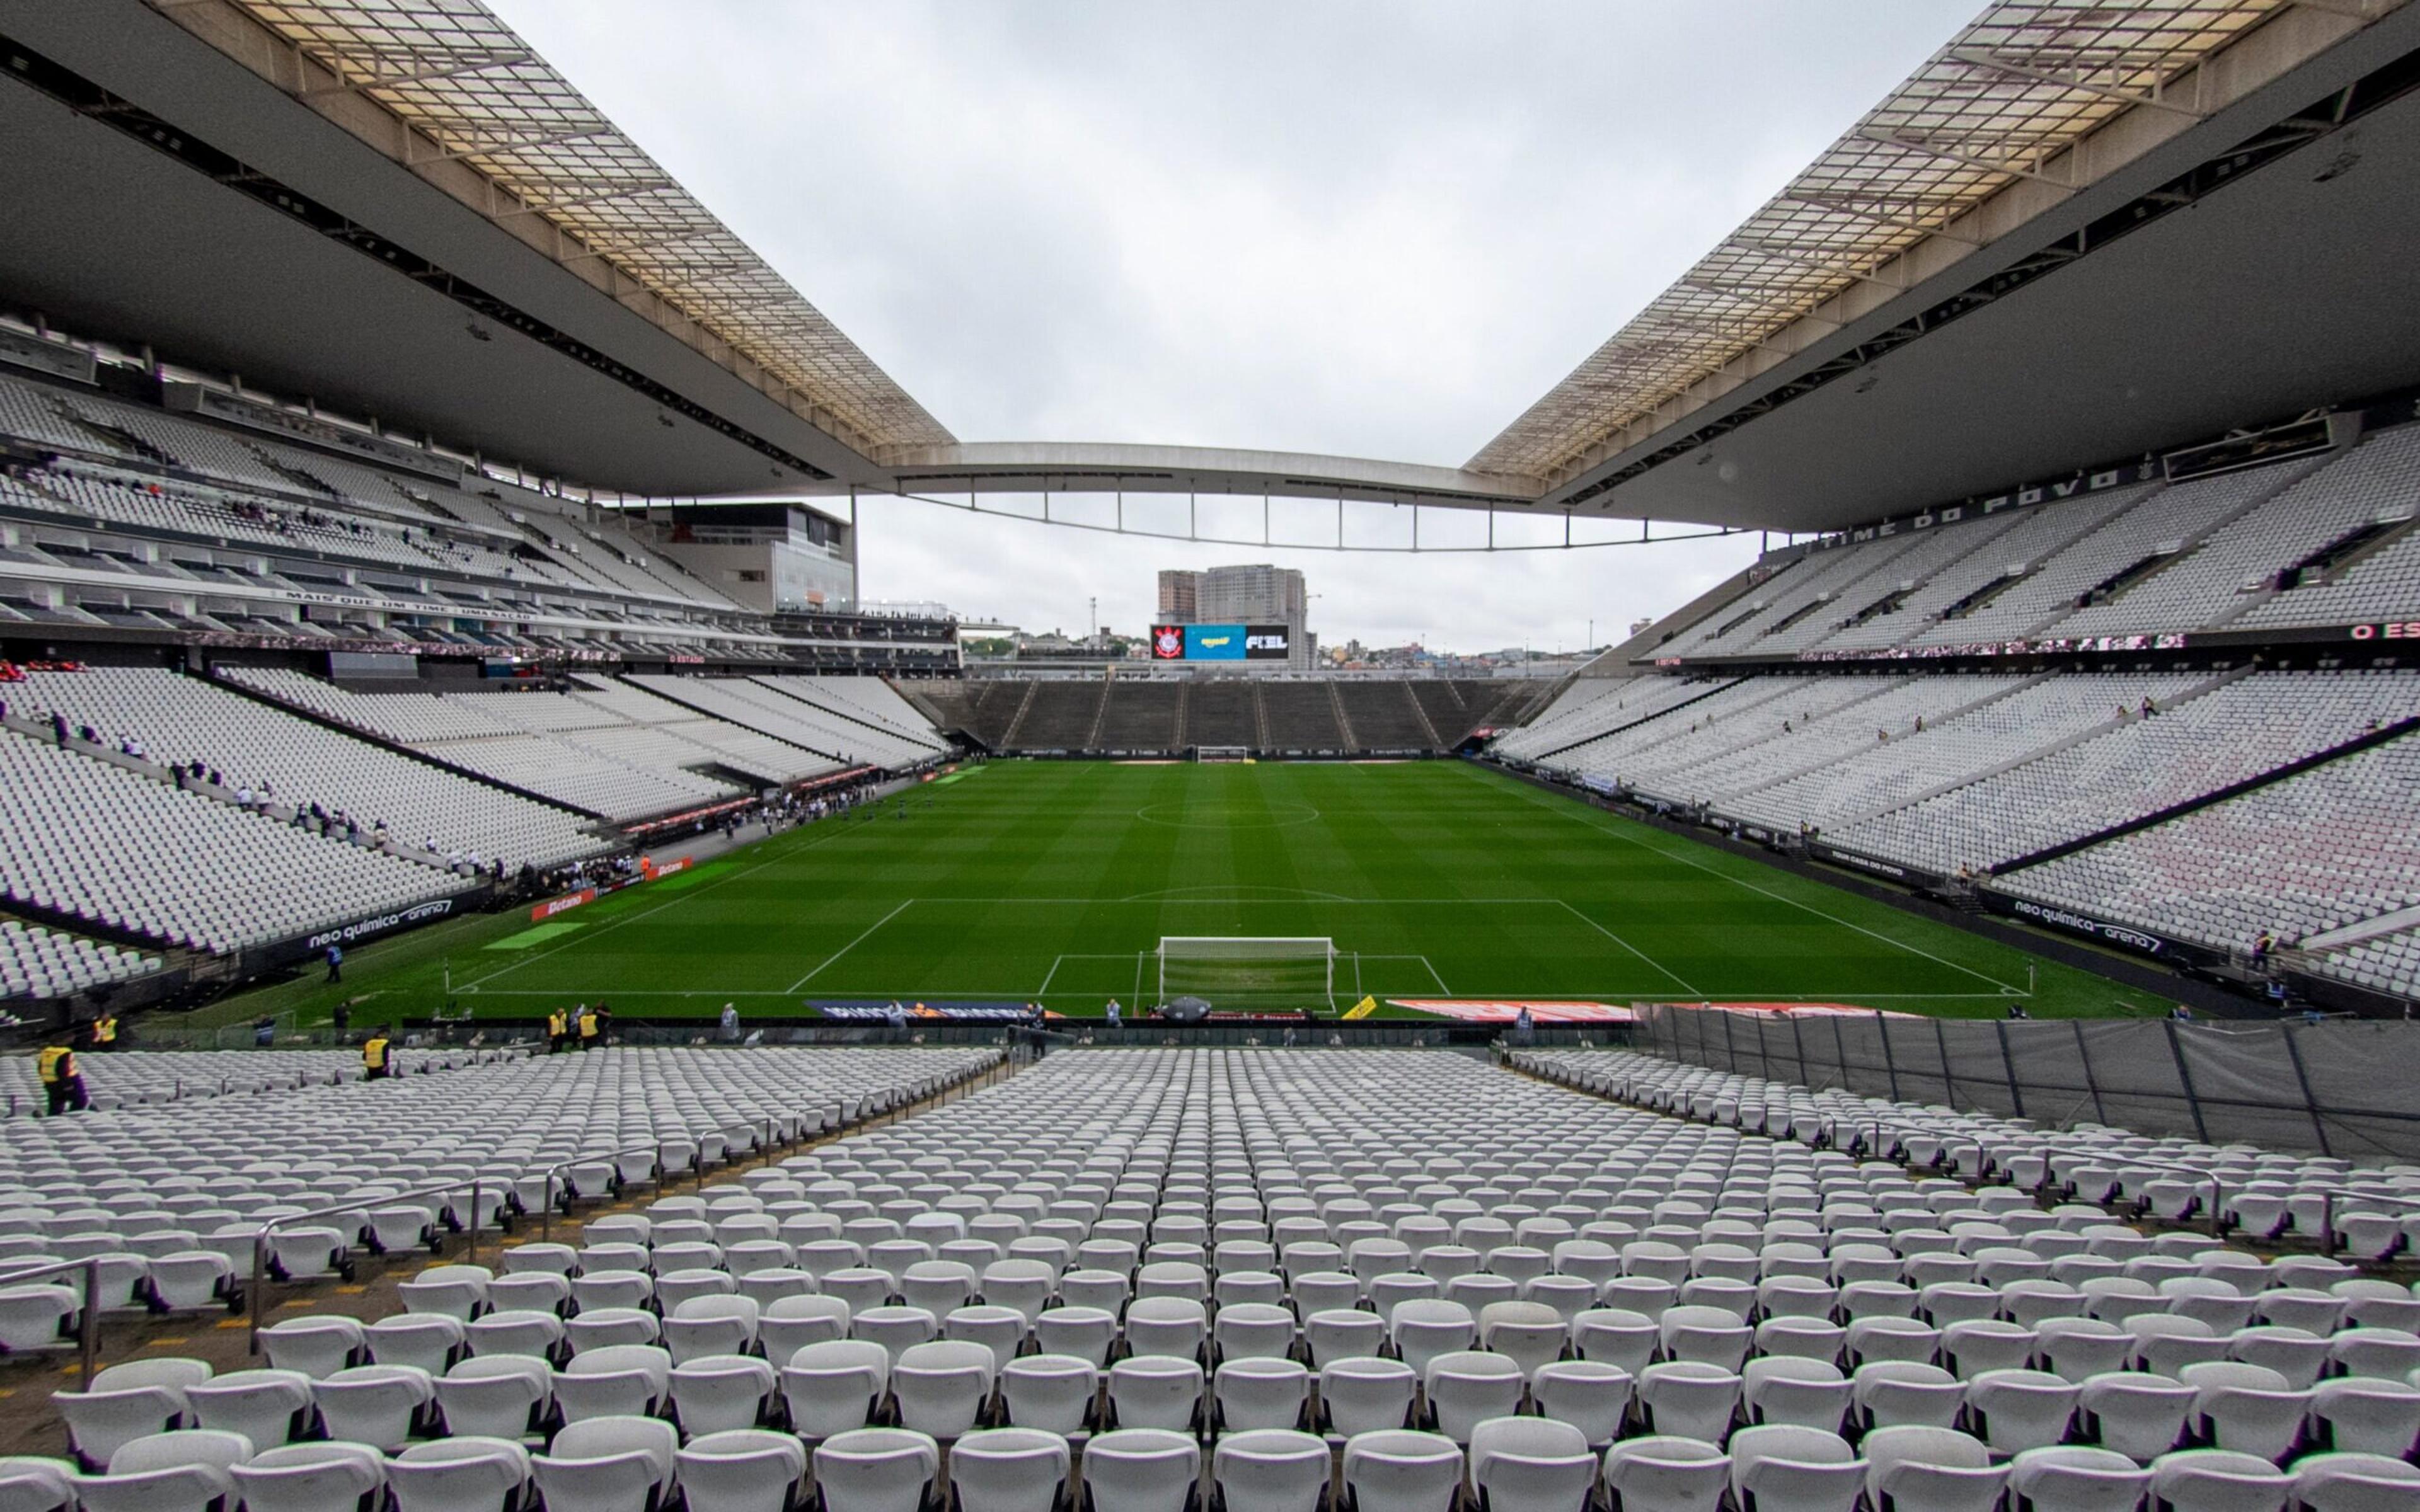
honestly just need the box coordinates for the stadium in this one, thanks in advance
[1,0,2419,1505]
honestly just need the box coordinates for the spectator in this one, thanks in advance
[38,1034,88,1115]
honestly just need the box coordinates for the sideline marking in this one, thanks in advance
[1556,899,1703,999]
[785,900,916,993]
[1480,766,2022,993]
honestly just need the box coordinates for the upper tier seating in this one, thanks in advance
[1836,671,2419,874]
[1489,677,1727,763]
[1726,673,2206,833]
[2004,733,2420,976]
[0,726,467,953]
[2057,430,2420,638]
[0,919,158,1005]
[18,668,606,866]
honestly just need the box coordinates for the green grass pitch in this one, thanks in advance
[202,760,2174,1026]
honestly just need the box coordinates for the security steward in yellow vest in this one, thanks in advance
[88,1014,120,1051]
[38,1039,89,1115]
[576,1007,600,1050]
[362,1030,395,1080]
[546,1008,569,1053]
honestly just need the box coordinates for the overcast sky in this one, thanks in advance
[492,0,1978,650]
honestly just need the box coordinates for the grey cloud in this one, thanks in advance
[490,0,1975,647]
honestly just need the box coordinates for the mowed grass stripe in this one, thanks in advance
[200,761,2164,1025]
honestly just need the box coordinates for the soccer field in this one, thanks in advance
[212,760,2164,1026]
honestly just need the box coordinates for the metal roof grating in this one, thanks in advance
[1465,0,2325,485]
[197,0,954,453]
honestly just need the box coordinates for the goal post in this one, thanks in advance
[1192,746,1252,763]
[1158,936,1334,1008]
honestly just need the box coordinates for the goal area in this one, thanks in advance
[1158,936,1334,1007]
[1192,746,1252,763]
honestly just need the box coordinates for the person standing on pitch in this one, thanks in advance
[38,1033,88,1114]
[325,943,343,982]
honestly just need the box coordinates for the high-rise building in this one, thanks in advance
[1157,569,1199,624]
[1153,563,1312,666]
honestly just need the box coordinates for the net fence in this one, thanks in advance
[1633,1003,2420,1162]
[1159,936,1334,1007]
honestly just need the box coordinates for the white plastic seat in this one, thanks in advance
[384,1437,530,1512]
[782,1338,890,1436]
[364,1315,466,1377]
[434,1356,552,1440]
[1862,1427,2005,1512]
[1322,1356,1417,1436]
[1635,1361,1743,1443]
[53,1358,212,1470]
[0,1457,75,1512]
[1306,1308,1387,1368]
[557,1344,672,1424]
[1214,1428,1331,1512]
[311,1364,434,1452]
[812,1427,939,1512]
[1602,1435,1729,1512]
[258,1317,365,1380]
[2177,1361,2308,1462]
[1214,1302,1299,1362]
[1853,1361,1966,1431]
[673,1429,806,1512]
[183,1368,312,1453]
[146,1254,233,1312]
[2289,1452,2420,1512]
[2007,1447,2153,1512]
[528,1416,677,1512]
[2078,1370,2196,1462]
[1964,1368,2080,1456]
[891,1339,996,1436]
[2146,1449,2293,1512]
[1744,1356,1851,1435]
[1729,1424,1865,1512]
[1572,1308,1659,1374]
[949,1428,1069,1512]
[668,1353,777,1436]
[226,1442,385,1512]
[463,1307,563,1360]
[760,1294,853,1364]
[1342,1429,1462,1512]
[1107,1353,1202,1433]
[74,1430,252,1512]
[1215,1356,1310,1433]
[1471,1415,1596,1512]
[1423,1349,1524,1443]
[1080,1428,1199,1512]
[664,1294,759,1365]
[1034,1306,1119,1367]
[2308,1377,2420,1457]
[1531,1359,1634,1446]
[1000,1353,1097,1435]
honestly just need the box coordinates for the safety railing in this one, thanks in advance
[0,1255,105,1383]
[249,1178,484,1353]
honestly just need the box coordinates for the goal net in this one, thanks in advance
[1193,746,1252,763]
[1158,936,1334,1007]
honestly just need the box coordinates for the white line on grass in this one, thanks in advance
[1037,956,1064,995]
[1484,768,2024,994]
[1422,956,1451,994]
[785,899,916,993]
[460,820,856,991]
[1555,898,1705,999]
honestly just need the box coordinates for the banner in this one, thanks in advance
[532,888,596,922]
[1387,999,1635,1023]
[1994,895,2174,956]
[1152,624,1294,662]
[638,856,694,881]
[809,1000,1037,1023]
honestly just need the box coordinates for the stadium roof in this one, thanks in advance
[1469,0,2334,488]
[162,0,952,458]
[1,0,2412,530]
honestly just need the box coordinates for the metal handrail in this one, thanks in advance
[249,1178,483,1353]
[0,1255,105,1383]
[535,1142,689,1247]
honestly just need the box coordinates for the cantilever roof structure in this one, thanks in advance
[1466,0,2319,488]
[166,0,954,457]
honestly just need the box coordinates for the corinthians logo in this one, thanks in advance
[1153,626,1184,658]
